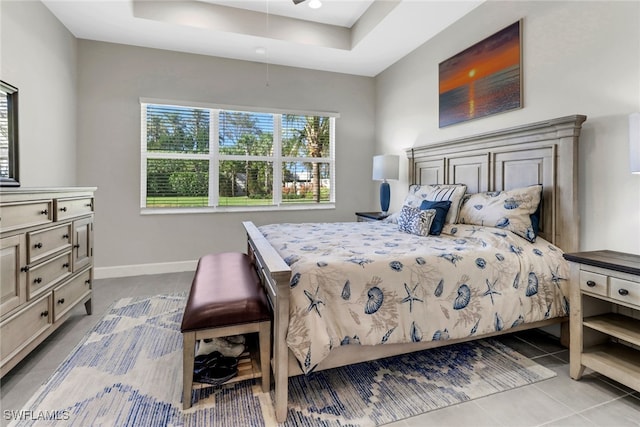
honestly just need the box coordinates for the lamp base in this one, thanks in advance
[380,181,390,215]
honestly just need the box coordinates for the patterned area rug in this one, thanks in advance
[12,294,556,426]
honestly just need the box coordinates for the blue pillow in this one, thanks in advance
[419,200,451,235]
[530,203,541,236]
[529,187,543,237]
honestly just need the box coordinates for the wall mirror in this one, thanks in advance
[1,80,19,187]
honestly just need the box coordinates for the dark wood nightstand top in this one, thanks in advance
[563,250,640,276]
[355,212,389,221]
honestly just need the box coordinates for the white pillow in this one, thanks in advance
[401,184,467,224]
[397,205,436,236]
[457,185,542,242]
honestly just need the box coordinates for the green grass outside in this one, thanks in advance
[146,196,328,207]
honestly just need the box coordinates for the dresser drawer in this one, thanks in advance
[27,224,72,264]
[579,270,608,297]
[27,252,72,300]
[53,269,91,322]
[609,277,640,308]
[54,197,94,221]
[0,200,53,232]
[0,294,51,365]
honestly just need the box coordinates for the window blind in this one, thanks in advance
[141,101,335,210]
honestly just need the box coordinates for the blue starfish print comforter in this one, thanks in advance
[259,222,569,374]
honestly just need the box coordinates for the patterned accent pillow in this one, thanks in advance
[401,184,467,224]
[419,200,451,235]
[397,205,436,236]
[457,185,542,242]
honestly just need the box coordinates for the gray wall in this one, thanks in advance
[75,41,375,273]
[375,0,640,254]
[4,0,639,275]
[1,0,77,187]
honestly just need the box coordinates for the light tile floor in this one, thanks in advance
[1,272,639,426]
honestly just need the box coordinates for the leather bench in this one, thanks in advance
[181,252,271,409]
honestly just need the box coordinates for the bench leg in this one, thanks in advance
[259,321,271,393]
[182,331,196,410]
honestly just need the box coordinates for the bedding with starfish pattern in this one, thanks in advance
[259,221,569,374]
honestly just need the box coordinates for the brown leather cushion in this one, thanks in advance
[180,252,270,332]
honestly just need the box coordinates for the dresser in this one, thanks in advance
[564,250,640,392]
[0,187,96,377]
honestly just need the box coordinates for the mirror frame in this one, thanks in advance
[1,80,19,187]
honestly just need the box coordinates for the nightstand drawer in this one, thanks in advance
[609,277,640,308]
[579,270,607,296]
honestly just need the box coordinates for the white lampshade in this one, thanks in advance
[630,112,640,174]
[372,155,399,181]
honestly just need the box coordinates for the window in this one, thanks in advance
[140,100,336,212]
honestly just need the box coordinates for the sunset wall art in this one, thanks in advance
[439,21,522,127]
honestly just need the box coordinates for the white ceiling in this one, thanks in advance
[199,0,376,27]
[41,0,484,77]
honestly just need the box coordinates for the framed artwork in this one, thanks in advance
[439,20,522,128]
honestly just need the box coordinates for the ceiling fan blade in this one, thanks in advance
[292,0,306,4]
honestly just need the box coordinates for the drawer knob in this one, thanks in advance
[57,298,65,304]
[73,244,81,249]
[59,206,67,212]
[34,242,43,249]
[85,279,91,285]
[618,289,629,296]
[40,310,49,317]
[34,277,42,284]
[21,265,30,272]
[40,209,48,215]
[62,234,69,239]
[62,263,70,268]
[586,280,596,287]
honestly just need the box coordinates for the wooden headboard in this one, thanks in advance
[406,115,587,253]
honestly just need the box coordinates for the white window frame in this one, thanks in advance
[140,98,338,214]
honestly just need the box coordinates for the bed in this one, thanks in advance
[243,114,587,422]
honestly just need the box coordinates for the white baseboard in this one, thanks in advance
[94,260,198,279]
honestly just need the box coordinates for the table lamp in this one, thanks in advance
[372,154,399,215]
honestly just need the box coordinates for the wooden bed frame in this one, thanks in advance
[243,114,587,422]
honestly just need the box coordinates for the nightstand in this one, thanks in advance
[563,250,640,392]
[355,212,389,222]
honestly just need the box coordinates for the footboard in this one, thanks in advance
[243,221,291,423]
